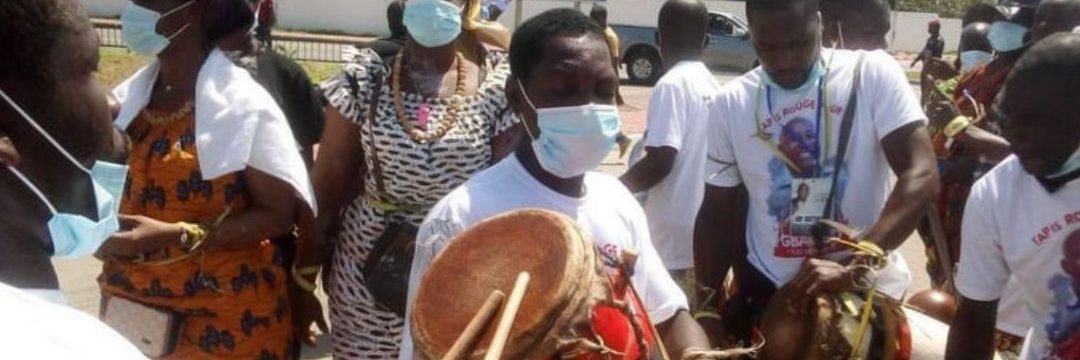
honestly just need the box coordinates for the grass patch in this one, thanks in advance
[97,47,152,88]
[297,61,342,83]
[907,70,921,84]
[96,47,342,88]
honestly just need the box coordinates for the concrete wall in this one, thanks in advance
[78,0,960,52]
[80,0,124,17]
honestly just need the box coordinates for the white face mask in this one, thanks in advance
[0,88,128,259]
[517,79,622,179]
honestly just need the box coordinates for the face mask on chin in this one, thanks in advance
[960,50,993,72]
[0,87,129,259]
[763,57,825,93]
[516,79,621,179]
[1048,144,1080,179]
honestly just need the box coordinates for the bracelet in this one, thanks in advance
[856,240,885,258]
[294,264,321,277]
[177,222,208,253]
[291,264,318,293]
[943,116,972,138]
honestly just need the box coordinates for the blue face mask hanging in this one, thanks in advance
[0,88,129,259]
[764,58,825,93]
[959,50,993,72]
[121,0,196,56]
[403,0,464,48]
[517,79,622,179]
[1048,145,1080,179]
[988,21,1028,53]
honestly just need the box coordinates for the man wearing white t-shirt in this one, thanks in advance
[621,0,720,273]
[398,10,710,360]
[694,0,938,339]
[947,33,1080,360]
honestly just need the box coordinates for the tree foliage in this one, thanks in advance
[895,0,993,18]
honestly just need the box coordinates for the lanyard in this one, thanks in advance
[754,59,832,177]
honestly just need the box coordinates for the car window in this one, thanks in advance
[708,15,735,36]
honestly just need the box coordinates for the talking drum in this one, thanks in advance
[410,209,657,359]
[759,285,957,360]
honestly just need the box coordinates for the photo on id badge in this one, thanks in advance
[765,114,848,258]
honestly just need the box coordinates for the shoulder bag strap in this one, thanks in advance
[367,67,387,202]
[814,52,866,248]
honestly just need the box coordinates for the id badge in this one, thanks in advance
[789,178,832,236]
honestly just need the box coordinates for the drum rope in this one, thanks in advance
[679,329,765,359]
[828,238,887,360]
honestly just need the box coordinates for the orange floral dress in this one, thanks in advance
[100,110,295,360]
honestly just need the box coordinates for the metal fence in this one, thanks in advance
[91,19,367,63]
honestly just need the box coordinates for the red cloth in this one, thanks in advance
[257,0,275,25]
[954,55,1018,118]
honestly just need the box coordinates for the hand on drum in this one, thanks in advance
[785,258,855,315]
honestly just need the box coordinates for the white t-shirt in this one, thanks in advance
[398,155,689,360]
[956,156,1080,359]
[998,277,1033,337]
[642,60,720,271]
[705,49,924,299]
[0,282,144,359]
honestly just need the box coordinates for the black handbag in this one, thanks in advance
[357,68,416,317]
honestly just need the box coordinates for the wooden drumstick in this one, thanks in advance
[443,290,506,360]
[484,272,530,360]
[621,249,672,360]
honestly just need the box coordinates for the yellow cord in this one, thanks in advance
[827,237,887,360]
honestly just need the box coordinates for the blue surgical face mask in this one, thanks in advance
[764,57,825,93]
[0,88,128,259]
[121,0,196,56]
[989,21,1028,53]
[1048,144,1080,179]
[403,0,463,48]
[517,80,621,179]
[959,50,993,72]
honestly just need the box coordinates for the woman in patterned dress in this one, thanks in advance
[96,0,315,358]
[302,0,518,357]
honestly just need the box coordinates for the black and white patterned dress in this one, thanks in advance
[320,47,516,359]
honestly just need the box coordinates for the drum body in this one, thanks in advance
[758,283,1001,360]
[760,285,911,360]
[410,209,654,359]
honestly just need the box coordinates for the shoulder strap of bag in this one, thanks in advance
[367,67,387,201]
[814,52,865,249]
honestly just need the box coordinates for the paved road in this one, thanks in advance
[53,69,929,359]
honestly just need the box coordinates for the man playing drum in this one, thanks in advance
[399,8,711,359]
[694,0,939,344]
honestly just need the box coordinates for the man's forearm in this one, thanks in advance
[693,186,746,302]
[957,126,1011,163]
[946,297,999,360]
[870,124,940,250]
[865,168,938,250]
[658,310,712,359]
[620,159,668,193]
[620,146,677,193]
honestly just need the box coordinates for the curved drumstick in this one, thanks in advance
[621,249,672,360]
[484,272,530,360]
[443,290,505,360]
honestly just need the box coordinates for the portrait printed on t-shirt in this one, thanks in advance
[763,110,849,257]
[1046,229,1080,357]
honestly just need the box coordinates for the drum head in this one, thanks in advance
[411,209,597,359]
